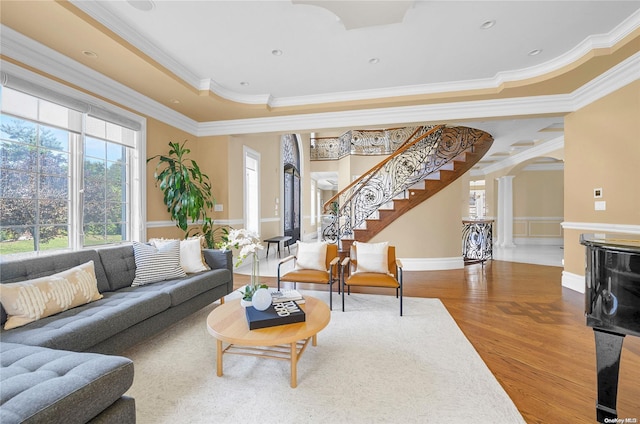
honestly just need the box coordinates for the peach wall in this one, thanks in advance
[227,133,282,240]
[513,170,563,218]
[564,80,640,277]
[372,178,464,259]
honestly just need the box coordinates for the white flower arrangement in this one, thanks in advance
[220,228,266,301]
[219,228,264,267]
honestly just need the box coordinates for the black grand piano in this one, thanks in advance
[581,233,640,423]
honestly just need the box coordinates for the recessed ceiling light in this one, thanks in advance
[528,49,543,56]
[369,57,380,64]
[169,99,180,104]
[272,49,283,56]
[82,50,98,58]
[127,0,155,11]
[240,81,250,86]
[480,20,496,29]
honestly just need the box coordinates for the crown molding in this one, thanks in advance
[0,25,200,136]
[570,51,640,109]
[3,22,638,138]
[70,1,640,107]
[69,0,203,91]
[197,95,576,136]
[487,8,640,87]
[199,50,640,136]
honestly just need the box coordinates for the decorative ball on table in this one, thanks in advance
[251,288,272,311]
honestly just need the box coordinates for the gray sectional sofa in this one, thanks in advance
[0,244,233,423]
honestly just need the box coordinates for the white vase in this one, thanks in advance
[240,298,252,308]
[252,288,272,311]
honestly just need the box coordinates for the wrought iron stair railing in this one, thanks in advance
[321,124,493,246]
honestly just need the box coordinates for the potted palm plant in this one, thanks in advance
[147,140,217,246]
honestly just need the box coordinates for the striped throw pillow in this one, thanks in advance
[132,241,186,286]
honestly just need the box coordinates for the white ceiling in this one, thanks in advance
[67,1,639,175]
[77,1,639,102]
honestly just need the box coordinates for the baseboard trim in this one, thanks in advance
[562,271,584,293]
[399,257,464,271]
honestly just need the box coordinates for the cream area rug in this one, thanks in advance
[123,291,525,423]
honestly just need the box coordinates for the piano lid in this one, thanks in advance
[580,233,640,254]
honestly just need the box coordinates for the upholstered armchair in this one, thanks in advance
[277,242,340,309]
[341,242,403,316]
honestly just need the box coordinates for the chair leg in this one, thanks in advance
[399,278,403,317]
[341,268,346,312]
[329,279,333,310]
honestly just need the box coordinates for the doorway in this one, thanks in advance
[282,135,300,243]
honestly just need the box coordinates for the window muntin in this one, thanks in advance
[83,135,128,247]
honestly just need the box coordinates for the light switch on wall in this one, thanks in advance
[595,201,606,211]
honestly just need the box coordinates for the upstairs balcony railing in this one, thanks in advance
[310,126,423,160]
[321,124,492,245]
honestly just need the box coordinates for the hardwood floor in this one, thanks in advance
[234,260,640,423]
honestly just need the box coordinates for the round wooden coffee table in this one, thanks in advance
[206,296,330,388]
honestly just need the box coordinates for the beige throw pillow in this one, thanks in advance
[354,241,389,274]
[0,261,103,330]
[150,237,209,273]
[295,241,328,271]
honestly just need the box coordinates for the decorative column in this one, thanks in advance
[496,176,516,248]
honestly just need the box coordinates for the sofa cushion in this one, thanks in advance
[96,245,137,291]
[0,261,103,330]
[0,290,171,352]
[127,268,231,307]
[132,241,186,286]
[0,250,110,326]
[0,342,133,424]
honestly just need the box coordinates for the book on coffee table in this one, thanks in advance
[269,289,305,304]
[245,301,306,330]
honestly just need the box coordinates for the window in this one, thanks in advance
[469,180,486,218]
[0,84,143,257]
[310,179,316,226]
[244,147,260,235]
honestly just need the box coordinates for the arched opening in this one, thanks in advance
[282,134,301,243]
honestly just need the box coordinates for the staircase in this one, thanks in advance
[322,125,493,253]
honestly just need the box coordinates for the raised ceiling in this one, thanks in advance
[1,1,639,173]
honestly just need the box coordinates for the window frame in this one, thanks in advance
[0,71,146,258]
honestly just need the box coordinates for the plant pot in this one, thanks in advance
[240,298,252,308]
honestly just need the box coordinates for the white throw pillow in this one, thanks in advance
[132,241,187,286]
[295,241,327,271]
[0,261,103,330]
[354,241,389,274]
[149,237,209,273]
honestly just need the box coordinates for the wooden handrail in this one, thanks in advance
[322,124,444,213]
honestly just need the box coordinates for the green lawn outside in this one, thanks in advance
[0,235,123,255]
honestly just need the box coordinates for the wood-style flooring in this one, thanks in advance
[234,260,640,423]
